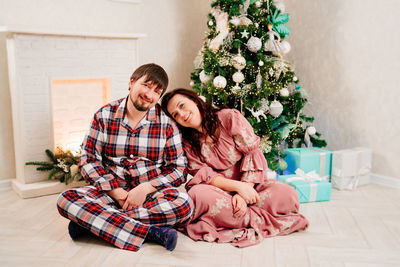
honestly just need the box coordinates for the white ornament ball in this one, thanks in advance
[269,100,283,117]
[273,1,286,13]
[208,20,213,26]
[247,36,262,53]
[279,88,289,97]
[213,76,227,88]
[232,71,245,83]
[199,70,212,83]
[306,126,317,136]
[255,1,262,7]
[189,80,195,87]
[280,40,291,54]
[293,76,298,82]
[232,54,246,70]
[258,60,264,66]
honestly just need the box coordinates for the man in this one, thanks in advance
[57,63,193,251]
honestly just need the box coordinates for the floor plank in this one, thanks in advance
[0,184,399,266]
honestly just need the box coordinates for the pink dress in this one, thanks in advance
[183,109,309,247]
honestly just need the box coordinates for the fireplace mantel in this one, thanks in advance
[0,26,146,39]
[2,26,145,198]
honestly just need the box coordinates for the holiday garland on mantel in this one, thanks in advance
[190,0,326,171]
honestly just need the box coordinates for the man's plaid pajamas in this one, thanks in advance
[57,97,194,251]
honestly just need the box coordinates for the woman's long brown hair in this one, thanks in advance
[161,88,223,161]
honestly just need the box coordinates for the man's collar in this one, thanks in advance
[115,96,157,121]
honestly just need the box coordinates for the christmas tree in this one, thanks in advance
[190,0,327,171]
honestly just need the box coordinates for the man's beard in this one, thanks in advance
[131,96,152,111]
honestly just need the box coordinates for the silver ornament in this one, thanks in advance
[279,88,289,97]
[231,84,241,94]
[240,17,253,26]
[280,40,291,54]
[258,60,264,66]
[269,100,283,117]
[261,99,269,112]
[208,20,214,26]
[306,126,317,135]
[273,1,286,13]
[230,16,241,26]
[246,36,262,53]
[256,71,262,89]
[269,68,274,76]
[241,30,250,39]
[213,75,227,88]
[232,54,246,70]
[199,70,212,83]
[189,80,195,87]
[232,71,245,83]
[293,76,298,82]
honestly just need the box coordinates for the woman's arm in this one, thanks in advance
[210,176,259,204]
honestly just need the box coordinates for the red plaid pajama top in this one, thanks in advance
[79,97,188,190]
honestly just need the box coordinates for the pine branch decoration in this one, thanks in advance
[25,147,85,185]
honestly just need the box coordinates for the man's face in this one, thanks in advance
[129,75,163,112]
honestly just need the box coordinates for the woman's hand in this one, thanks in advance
[232,194,247,217]
[235,182,259,205]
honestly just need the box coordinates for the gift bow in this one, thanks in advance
[285,169,326,184]
[285,169,327,202]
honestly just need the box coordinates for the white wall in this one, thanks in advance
[0,0,211,180]
[285,0,400,178]
[1,0,399,180]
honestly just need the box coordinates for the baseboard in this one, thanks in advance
[12,179,87,199]
[0,179,13,191]
[370,173,400,189]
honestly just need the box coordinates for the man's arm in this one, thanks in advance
[79,112,120,192]
[148,122,188,190]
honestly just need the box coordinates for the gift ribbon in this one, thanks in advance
[285,169,327,202]
[332,149,370,177]
[308,147,327,178]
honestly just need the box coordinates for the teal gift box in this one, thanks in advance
[278,173,332,203]
[284,148,332,179]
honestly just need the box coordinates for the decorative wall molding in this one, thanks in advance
[110,0,141,4]
[370,173,400,189]
[0,179,12,191]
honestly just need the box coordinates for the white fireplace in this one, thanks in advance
[1,27,145,198]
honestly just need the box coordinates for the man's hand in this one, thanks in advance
[107,188,128,208]
[235,182,259,205]
[122,182,156,210]
[232,194,247,217]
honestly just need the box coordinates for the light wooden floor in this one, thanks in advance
[1,184,400,267]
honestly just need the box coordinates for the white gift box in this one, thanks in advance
[331,173,370,191]
[331,147,372,190]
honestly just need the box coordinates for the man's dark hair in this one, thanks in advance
[130,63,169,95]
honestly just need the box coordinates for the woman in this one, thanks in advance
[161,88,308,248]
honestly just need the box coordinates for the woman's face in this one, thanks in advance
[167,94,203,132]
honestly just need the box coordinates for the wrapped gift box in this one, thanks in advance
[331,147,372,190]
[266,170,277,180]
[331,147,371,177]
[284,147,332,179]
[278,170,332,203]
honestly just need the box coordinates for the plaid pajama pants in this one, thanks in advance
[57,185,194,251]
